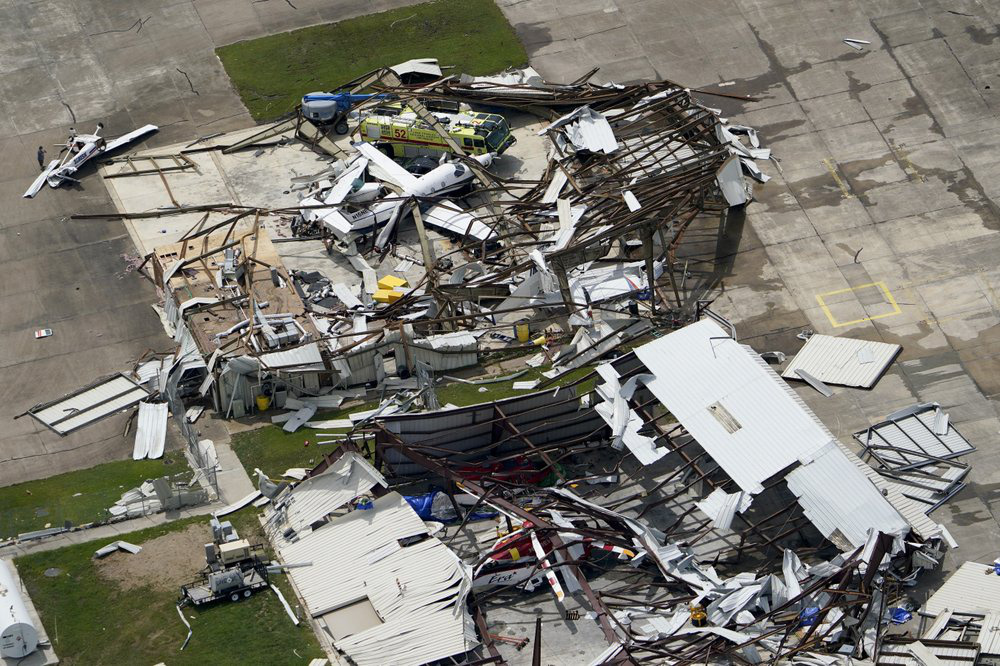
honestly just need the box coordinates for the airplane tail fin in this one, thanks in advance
[375,200,406,249]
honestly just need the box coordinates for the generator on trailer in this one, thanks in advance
[179,523,270,606]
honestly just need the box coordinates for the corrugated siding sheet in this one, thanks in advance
[979,611,1000,654]
[277,492,476,666]
[625,322,921,549]
[378,387,604,476]
[924,561,1000,617]
[785,442,909,547]
[782,334,900,388]
[920,562,1000,615]
[258,342,325,371]
[268,452,384,539]
[133,402,168,460]
[879,641,979,666]
[855,408,974,466]
[31,374,148,434]
[635,321,834,494]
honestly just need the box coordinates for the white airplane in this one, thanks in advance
[24,123,158,198]
[299,142,497,248]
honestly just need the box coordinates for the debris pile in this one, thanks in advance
[32,59,982,666]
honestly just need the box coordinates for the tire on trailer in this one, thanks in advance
[334,119,349,135]
[243,589,252,598]
[230,592,240,602]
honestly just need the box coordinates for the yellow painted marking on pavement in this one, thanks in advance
[815,281,901,327]
[822,158,854,199]
[896,148,925,182]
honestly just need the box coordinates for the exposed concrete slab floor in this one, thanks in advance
[0,0,421,485]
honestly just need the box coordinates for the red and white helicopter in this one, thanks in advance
[23,122,158,198]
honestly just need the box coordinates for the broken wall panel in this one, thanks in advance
[28,373,149,435]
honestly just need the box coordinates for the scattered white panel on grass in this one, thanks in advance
[512,380,540,390]
[283,404,317,433]
[782,334,900,388]
[214,491,263,518]
[306,419,353,429]
[95,540,142,557]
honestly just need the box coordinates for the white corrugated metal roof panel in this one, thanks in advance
[277,492,476,666]
[268,452,385,541]
[30,374,148,435]
[258,342,325,371]
[757,342,939,542]
[785,442,909,548]
[879,640,977,666]
[133,402,168,460]
[856,407,974,466]
[839,446,940,540]
[782,334,900,388]
[924,561,1000,617]
[634,320,832,494]
[390,58,442,78]
[624,321,919,548]
[978,611,1000,654]
[541,106,618,154]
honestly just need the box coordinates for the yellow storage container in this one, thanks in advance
[256,395,271,412]
[515,321,530,342]
[374,289,404,303]
[377,275,408,290]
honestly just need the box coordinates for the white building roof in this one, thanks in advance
[634,320,831,494]
[267,451,385,542]
[276,492,476,666]
[623,320,913,548]
[924,561,1000,617]
[782,334,900,389]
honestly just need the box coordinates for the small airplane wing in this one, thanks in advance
[354,142,419,190]
[23,160,59,198]
[103,124,158,153]
[424,203,497,242]
[325,157,369,205]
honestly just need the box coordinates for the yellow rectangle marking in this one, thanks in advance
[815,281,901,327]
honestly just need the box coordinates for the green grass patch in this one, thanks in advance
[16,511,322,666]
[231,401,378,479]
[0,451,188,540]
[434,365,597,405]
[217,0,528,120]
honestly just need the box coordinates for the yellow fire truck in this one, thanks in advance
[359,109,515,158]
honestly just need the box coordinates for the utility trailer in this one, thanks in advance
[179,534,270,607]
[181,565,269,605]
